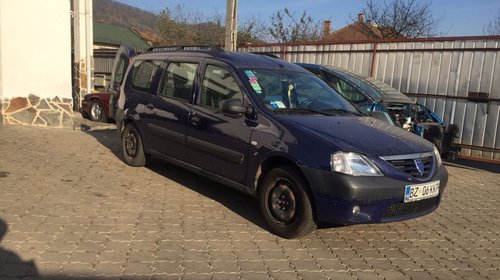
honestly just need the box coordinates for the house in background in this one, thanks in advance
[321,13,393,42]
[93,21,150,91]
[94,21,150,50]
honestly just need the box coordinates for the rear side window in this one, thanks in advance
[199,65,243,109]
[159,62,198,101]
[131,60,161,92]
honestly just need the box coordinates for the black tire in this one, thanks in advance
[90,100,107,122]
[259,166,317,238]
[121,123,147,167]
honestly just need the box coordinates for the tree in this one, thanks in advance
[269,8,323,43]
[158,4,224,45]
[358,0,441,38]
[238,16,269,43]
[484,9,500,35]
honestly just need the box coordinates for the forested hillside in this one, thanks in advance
[93,0,163,44]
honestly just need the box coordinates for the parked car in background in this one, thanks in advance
[81,92,112,122]
[114,45,448,238]
[297,63,460,158]
[81,45,137,123]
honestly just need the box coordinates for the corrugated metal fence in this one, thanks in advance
[239,36,500,162]
[94,49,117,76]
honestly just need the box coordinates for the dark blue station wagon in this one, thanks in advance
[115,46,448,238]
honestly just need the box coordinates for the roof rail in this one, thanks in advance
[250,52,281,59]
[146,45,223,52]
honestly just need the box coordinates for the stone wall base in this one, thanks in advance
[1,95,73,128]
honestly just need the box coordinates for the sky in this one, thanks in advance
[115,0,500,36]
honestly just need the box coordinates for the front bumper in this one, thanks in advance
[301,165,448,225]
[80,99,91,115]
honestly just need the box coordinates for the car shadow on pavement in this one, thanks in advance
[147,158,268,230]
[83,129,269,232]
[0,219,39,278]
[83,128,122,159]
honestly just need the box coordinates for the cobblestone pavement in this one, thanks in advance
[0,123,498,280]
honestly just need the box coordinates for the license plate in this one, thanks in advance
[404,180,440,203]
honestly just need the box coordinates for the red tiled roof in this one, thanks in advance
[321,21,384,42]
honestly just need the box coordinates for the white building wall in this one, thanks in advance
[0,0,73,127]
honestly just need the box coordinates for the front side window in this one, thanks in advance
[198,65,243,109]
[159,62,198,101]
[131,60,161,92]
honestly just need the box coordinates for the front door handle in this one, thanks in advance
[190,115,201,127]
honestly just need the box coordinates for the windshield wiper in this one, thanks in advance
[321,108,361,116]
[274,108,335,116]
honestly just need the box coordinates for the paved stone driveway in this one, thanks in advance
[0,123,498,280]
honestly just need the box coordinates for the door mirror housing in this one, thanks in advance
[221,98,253,116]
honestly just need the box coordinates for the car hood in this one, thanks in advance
[280,115,434,156]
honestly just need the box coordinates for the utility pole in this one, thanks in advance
[224,0,238,51]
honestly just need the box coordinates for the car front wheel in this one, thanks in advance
[259,166,317,238]
[121,123,147,167]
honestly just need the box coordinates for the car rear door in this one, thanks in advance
[187,61,254,184]
[124,59,163,151]
[147,58,200,160]
[109,45,136,119]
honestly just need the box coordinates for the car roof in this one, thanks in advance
[137,49,308,72]
[297,63,414,104]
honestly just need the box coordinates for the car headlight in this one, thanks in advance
[331,152,383,176]
[433,146,442,167]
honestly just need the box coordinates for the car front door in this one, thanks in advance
[147,59,200,160]
[187,62,254,184]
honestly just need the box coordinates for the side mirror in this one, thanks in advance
[221,98,253,116]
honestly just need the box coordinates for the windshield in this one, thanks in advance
[327,68,384,101]
[365,78,414,103]
[241,69,359,114]
[327,66,413,103]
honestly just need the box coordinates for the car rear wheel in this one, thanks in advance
[90,100,107,122]
[259,166,317,238]
[121,123,147,167]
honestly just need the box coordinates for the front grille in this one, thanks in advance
[385,156,433,179]
[383,196,439,218]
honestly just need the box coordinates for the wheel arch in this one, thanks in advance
[121,119,149,166]
[254,155,318,219]
[118,113,141,135]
